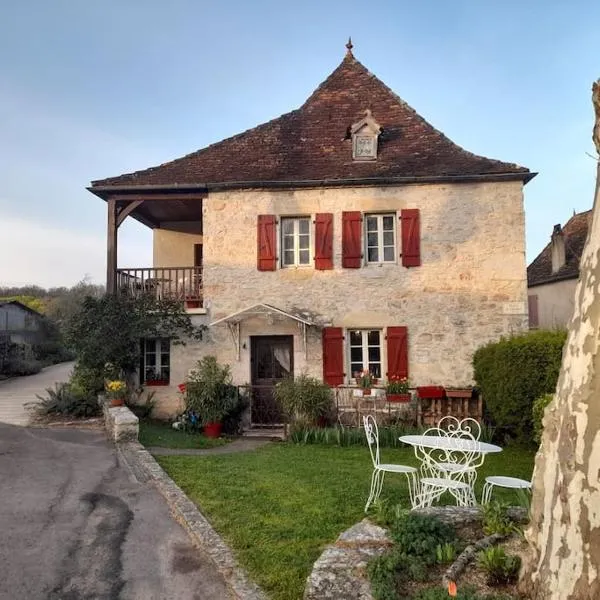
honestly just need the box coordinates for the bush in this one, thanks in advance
[32,340,75,366]
[477,546,521,586]
[288,423,423,447]
[2,343,42,376]
[473,329,566,442]
[69,362,105,398]
[412,586,515,600]
[274,374,333,424]
[481,501,518,536]
[532,393,554,444]
[184,356,237,424]
[390,513,457,562]
[35,382,100,418]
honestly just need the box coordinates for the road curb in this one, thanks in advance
[117,441,267,600]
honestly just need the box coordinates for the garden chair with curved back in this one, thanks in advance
[363,415,418,512]
[411,423,479,508]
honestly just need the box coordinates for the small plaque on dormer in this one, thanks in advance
[351,109,382,161]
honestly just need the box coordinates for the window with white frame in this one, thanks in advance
[365,214,396,263]
[142,338,170,384]
[348,329,382,379]
[281,217,311,267]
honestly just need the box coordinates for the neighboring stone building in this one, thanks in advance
[89,44,534,419]
[0,300,44,346]
[527,210,592,329]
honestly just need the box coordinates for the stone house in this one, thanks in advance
[527,209,592,329]
[89,45,534,419]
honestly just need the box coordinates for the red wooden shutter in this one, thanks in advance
[342,211,362,268]
[386,326,408,380]
[322,327,345,386]
[401,209,421,267]
[528,295,539,329]
[314,213,333,270]
[257,214,277,271]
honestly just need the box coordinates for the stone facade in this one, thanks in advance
[149,180,527,417]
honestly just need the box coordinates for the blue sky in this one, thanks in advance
[0,0,598,287]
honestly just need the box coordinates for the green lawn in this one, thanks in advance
[138,419,229,449]
[156,443,535,600]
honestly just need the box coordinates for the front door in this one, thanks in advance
[250,335,293,425]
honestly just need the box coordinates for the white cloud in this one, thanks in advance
[0,215,151,288]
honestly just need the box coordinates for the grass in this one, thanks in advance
[138,419,229,449]
[156,443,535,600]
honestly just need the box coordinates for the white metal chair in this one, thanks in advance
[363,415,418,512]
[482,476,532,504]
[412,426,479,508]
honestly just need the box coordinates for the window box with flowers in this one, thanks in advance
[386,376,411,403]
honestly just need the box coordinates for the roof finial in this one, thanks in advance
[345,37,353,56]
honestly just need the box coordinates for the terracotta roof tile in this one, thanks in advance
[91,53,531,189]
[527,210,592,287]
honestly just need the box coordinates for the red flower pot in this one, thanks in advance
[177,383,186,393]
[110,398,124,407]
[203,422,222,438]
[416,386,446,399]
[362,388,372,396]
[387,393,411,403]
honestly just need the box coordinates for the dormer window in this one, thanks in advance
[351,109,382,161]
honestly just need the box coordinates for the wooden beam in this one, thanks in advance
[116,200,144,227]
[107,198,118,294]
[111,193,205,202]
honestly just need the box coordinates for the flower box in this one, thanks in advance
[387,393,411,403]
[185,297,201,309]
[416,386,446,399]
[145,379,169,387]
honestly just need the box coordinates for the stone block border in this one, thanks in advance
[99,398,267,600]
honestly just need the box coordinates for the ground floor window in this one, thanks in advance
[348,329,382,379]
[142,338,170,384]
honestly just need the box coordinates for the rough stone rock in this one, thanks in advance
[304,519,391,600]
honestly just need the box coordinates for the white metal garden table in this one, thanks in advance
[399,434,502,507]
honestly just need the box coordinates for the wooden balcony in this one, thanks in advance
[116,267,203,307]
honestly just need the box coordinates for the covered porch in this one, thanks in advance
[88,185,207,306]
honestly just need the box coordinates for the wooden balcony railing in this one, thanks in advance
[116,267,203,306]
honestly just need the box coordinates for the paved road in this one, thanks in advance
[0,424,232,600]
[0,362,74,425]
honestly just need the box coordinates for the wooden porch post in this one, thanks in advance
[107,198,117,294]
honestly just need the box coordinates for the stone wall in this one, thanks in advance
[151,181,528,417]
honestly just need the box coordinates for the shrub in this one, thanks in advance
[69,362,105,398]
[3,343,42,376]
[184,356,237,424]
[274,374,333,424]
[287,423,422,447]
[473,329,566,442]
[477,546,521,586]
[390,513,457,562]
[481,501,518,536]
[35,382,100,418]
[532,392,554,444]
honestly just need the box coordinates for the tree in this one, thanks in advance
[66,293,203,377]
[519,80,600,599]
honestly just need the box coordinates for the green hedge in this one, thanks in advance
[473,330,566,442]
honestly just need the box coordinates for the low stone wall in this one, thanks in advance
[99,396,139,442]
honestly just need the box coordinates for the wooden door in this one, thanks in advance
[250,335,293,425]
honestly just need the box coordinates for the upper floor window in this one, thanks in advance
[281,217,311,267]
[349,329,382,379]
[366,214,396,263]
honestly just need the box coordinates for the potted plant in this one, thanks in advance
[105,379,126,407]
[355,370,377,395]
[386,376,411,403]
[183,356,236,438]
[274,374,334,427]
[144,367,169,386]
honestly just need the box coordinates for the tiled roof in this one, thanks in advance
[91,51,532,189]
[527,210,592,287]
